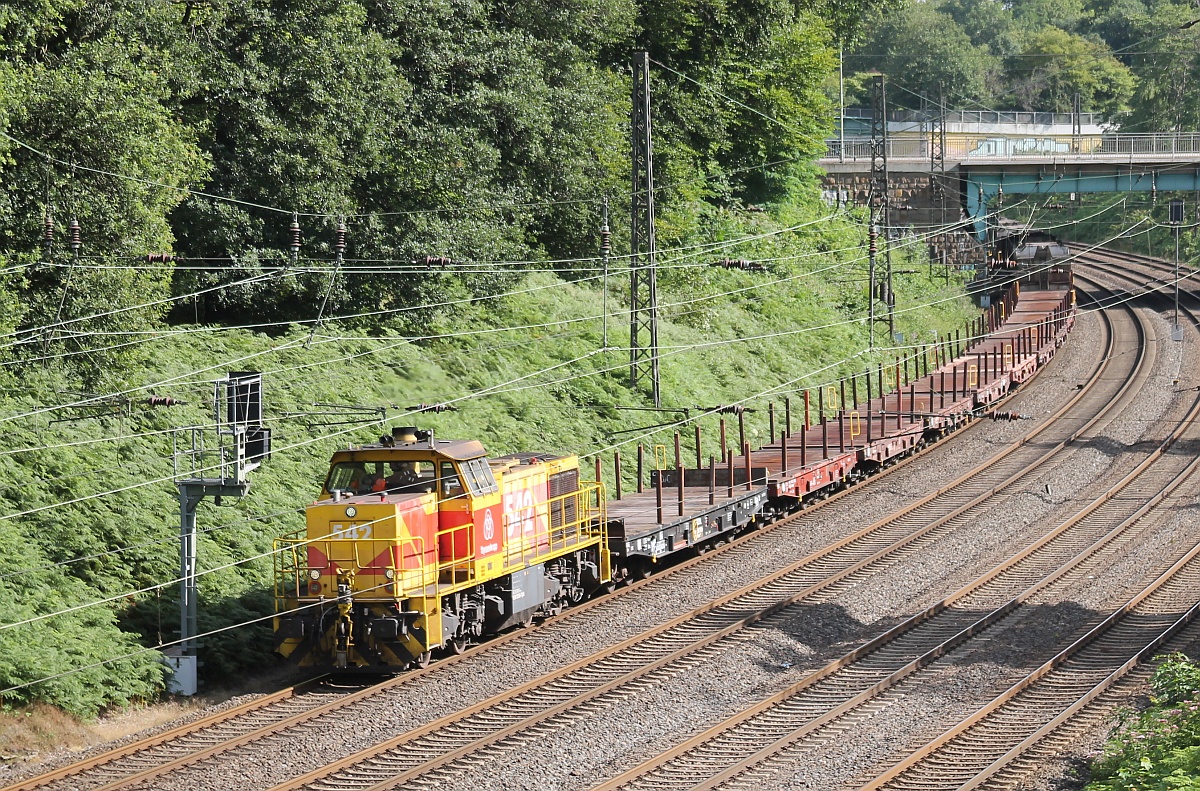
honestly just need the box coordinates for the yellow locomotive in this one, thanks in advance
[273,427,609,670]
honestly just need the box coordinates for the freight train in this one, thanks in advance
[274,282,1075,673]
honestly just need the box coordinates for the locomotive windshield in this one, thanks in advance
[325,460,436,495]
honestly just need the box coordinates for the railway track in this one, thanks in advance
[861,530,1200,790]
[211,282,1144,790]
[567,269,1199,790]
[2,278,1091,791]
[843,251,1200,791]
[588,252,1200,791]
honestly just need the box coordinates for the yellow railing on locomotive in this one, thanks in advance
[273,530,306,606]
[423,481,610,576]
[500,481,607,567]
[272,531,434,603]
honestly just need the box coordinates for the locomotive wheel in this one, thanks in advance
[519,610,535,628]
[412,651,432,669]
[448,636,469,655]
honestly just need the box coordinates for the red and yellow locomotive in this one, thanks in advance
[273,427,609,670]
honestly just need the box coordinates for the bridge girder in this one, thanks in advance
[964,164,1200,239]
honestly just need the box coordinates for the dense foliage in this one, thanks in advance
[0,0,854,348]
[1088,653,1200,790]
[846,0,1200,121]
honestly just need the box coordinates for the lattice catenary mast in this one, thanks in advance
[868,75,892,346]
[630,51,661,407]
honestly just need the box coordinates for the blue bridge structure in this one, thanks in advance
[820,113,1200,238]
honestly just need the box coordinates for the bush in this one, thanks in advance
[1088,654,1200,790]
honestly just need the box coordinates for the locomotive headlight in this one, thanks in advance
[309,569,321,580]
[384,568,394,580]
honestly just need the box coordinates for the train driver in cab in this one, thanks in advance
[372,461,420,493]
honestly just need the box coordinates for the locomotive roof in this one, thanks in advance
[332,437,487,461]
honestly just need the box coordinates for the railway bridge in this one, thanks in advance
[820,123,1200,237]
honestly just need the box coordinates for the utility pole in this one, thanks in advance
[600,197,611,351]
[1072,93,1082,153]
[630,51,661,407]
[838,46,846,164]
[869,75,890,347]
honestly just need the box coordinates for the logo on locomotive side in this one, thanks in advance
[476,505,502,557]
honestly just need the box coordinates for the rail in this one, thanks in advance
[823,132,1200,163]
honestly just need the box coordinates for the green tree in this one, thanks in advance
[939,0,1023,58]
[1118,3,1200,131]
[849,1,997,107]
[0,15,207,387]
[1008,0,1088,33]
[1005,27,1136,115]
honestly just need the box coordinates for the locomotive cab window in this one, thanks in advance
[460,457,498,495]
[440,462,464,499]
[438,458,498,500]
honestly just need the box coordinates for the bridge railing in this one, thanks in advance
[823,133,1200,163]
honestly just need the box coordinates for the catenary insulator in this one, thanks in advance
[334,221,347,256]
[600,225,611,256]
[408,403,457,413]
[42,212,54,257]
[146,253,176,264]
[289,213,301,258]
[68,218,81,253]
[868,227,878,256]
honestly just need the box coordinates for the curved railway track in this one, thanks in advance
[892,245,1200,790]
[6,255,1158,791]
[567,268,1199,791]
[217,281,1147,790]
[633,250,1200,791]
